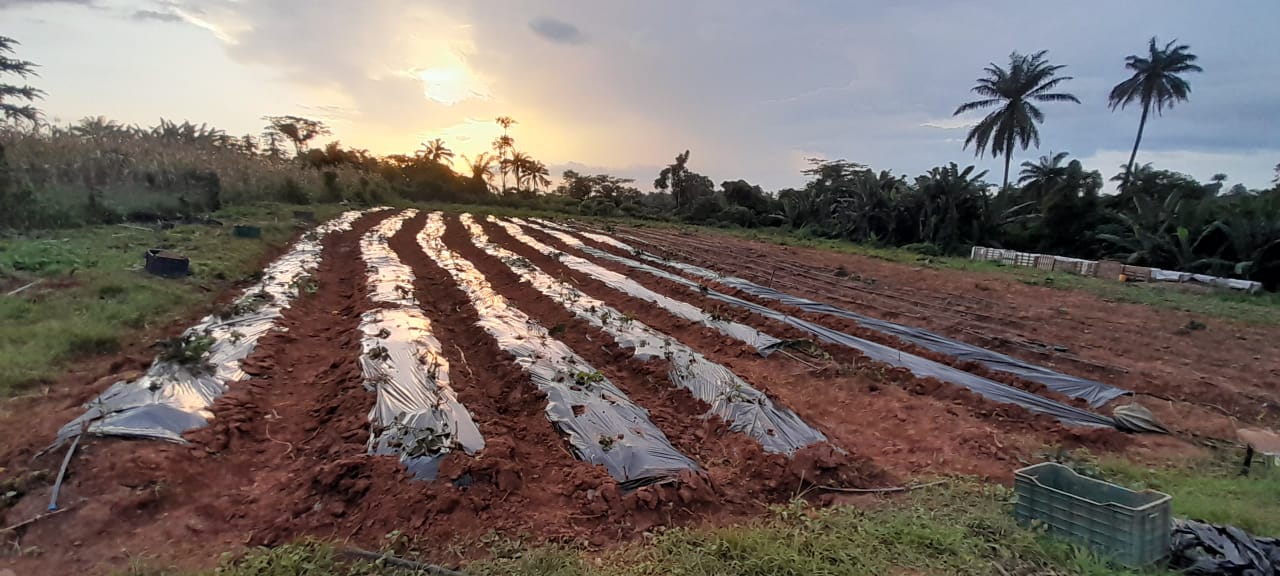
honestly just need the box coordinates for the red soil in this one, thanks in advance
[4,210,1252,574]
[603,225,1278,441]
[514,222,1132,454]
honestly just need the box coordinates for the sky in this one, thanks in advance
[4,0,1279,192]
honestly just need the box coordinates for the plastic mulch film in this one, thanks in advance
[358,210,484,479]
[56,211,368,445]
[569,227,1130,408]
[462,214,825,455]
[527,217,575,232]
[419,213,699,487]
[517,220,1119,429]
[361,211,420,307]
[491,217,782,355]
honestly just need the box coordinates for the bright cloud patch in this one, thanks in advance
[411,66,489,106]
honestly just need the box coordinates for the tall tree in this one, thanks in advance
[1017,151,1071,203]
[418,138,455,166]
[0,36,44,125]
[1109,37,1202,189]
[262,115,331,157]
[654,150,691,209]
[505,151,532,192]
[954,50,1080,190]
[526,159,551,192]
[494,116,517,192]
[465,153,497,191]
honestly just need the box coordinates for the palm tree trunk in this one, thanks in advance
[1001,131,1014,191]
[1002,154,1012,191]
[1122,103,1151,190]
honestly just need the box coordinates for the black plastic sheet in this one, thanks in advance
[517,220,1118,429]
[359,210,485,479]
[420,213,699,487]
[1172,519,1280,575]
[465,214,825,455]
[56,210,367,445]
[568,225,1129,408]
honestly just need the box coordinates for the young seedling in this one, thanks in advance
[573,370,606,389]
[157,332,216,367]
[290,274,318,296]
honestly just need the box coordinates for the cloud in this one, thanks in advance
[921,116,979,130]
[15,0,1280,193]
[131,8,181,22]
[0,0,93,8]
[528,17,586,45]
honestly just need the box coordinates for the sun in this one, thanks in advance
[413,66,489,106]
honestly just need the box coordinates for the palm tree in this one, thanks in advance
[418,138,454,166]
[465,153,496,189]
[0,35,44,125]
[494,116,517,191]
[954,50,1080,190]
[526,159,552,192]
[1017,151,1071,203]
[505,151,531,191]
[1109,37,1202,189]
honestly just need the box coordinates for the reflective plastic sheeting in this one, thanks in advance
[462,214,825,455]
[494,217,781,355]
[57,211,367,444]
[1151,269,1263,293]
[517,219,1118,429]
[362,212,420,307]
[571,226,1129,408]
[358,209,484,479]
[420,213,698,487]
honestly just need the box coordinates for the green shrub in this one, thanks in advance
[902,242,942,256]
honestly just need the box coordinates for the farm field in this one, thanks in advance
[1,208,1278,575]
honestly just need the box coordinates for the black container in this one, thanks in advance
[233,225,262,239]
[145,249,190,277]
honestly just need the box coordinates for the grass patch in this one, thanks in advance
[1102,453,1280,537]
[0,202,345,396]
[123,483,1172,576]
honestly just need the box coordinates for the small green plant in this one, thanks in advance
[394,284,413,301]
[598,434,617,452]
[156,332,215,366]
[502,255,533,270]
[781,339,832,361]
[573,370,605,388]
[1038,446,1103,478]
[367,345,390,361]
[289,274,318,296]
[1175,319,1208,335]
[218,290,274,319]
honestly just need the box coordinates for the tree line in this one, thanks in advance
[2,34,1277,289]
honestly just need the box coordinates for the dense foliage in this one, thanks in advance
[555,150,1280,290]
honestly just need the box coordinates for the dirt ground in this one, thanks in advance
[2,211,1270,574]
[599,225,1280,441]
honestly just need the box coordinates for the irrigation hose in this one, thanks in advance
[48,426,85,511]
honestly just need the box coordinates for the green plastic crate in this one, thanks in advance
[1014,462,1171,566]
